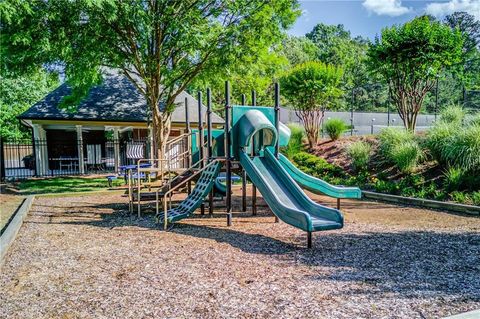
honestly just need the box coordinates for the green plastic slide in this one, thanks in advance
[278,153,362,199]
[240,148,343,232]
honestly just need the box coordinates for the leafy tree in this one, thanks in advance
[444,12,480,104]
[1,0,299,157]
[281,36,319,66]
[189,46,288,108]
[444,12,480,55]
[306,23,378,111]
[368,16,464,131]
[0,70,59,140]
[280,61,343,148]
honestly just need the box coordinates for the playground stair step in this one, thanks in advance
[156,162,222,224]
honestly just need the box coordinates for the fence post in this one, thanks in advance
[0,137,4,182]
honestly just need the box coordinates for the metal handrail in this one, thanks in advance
[157,158,225,230]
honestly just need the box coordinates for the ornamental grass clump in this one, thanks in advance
[378,127,417,160]
[443,167,464,192]
[438,104,466,124]
[390,141,424,173]
[282,123,305,159]
[427,121,480,171]
[324,118,347,140]
[347,141,372,172]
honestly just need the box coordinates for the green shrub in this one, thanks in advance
[425,122,454,163]
[378,127,414,158]
[472,192,480,206]
[390,141,424,173]
[282,123,304,159]
[324,118,347,140]
[450,191,471,204]
[292,152,345,180]
[467,114,480,126]
[443,167,464,191]
[427,120,480,172]
[439,104,465,124]
[347,141,371,172]
[444,124,480,172]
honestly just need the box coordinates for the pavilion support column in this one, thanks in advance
[148,125,154,161]
[113,128,120,173]
[76,125,85,174]
[32,124,43,177]
[38,126,49,175]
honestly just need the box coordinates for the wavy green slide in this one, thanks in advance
[278,153,362,199]
[240,147,343,234]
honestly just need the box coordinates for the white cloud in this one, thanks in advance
[425,0,480,20]
[362,0,412,17]
[302,9,310,22]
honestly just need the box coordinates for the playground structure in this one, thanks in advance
[130,82,361,248]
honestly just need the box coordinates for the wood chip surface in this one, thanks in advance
[1,188,479,318]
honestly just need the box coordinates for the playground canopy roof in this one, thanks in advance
[19,69,224,126]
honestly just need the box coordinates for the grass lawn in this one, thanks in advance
[0,194,25,231]
[16,177,124,194]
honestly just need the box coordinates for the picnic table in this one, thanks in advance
[119,163,152,184]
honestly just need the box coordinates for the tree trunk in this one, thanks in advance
[296,109,324,150]
[148,95,172,160]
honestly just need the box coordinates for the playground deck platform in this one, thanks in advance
[0,188,479,318]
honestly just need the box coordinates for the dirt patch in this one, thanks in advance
[0,194,25,231]
[0,189,479,318]
[311,136,378,170]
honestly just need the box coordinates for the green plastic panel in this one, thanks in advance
[279,122,291,147]
[158,161,222,224]
[233,110,277,159]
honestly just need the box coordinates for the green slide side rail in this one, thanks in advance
[278,153,362,199]
[240,148,343,232]
[158,161,222,224]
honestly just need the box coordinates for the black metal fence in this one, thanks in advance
[0,138,151,181]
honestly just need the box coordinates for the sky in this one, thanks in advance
[288,0,480,39]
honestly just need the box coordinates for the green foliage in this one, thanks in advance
[427,121,480,172]
[189,47,289,106]
[281,123,304,159]
[324,118,347,140]
[378,128,422,172]
[390,141,424,173]
[2,0,300,149]
[378,127,414,158]
[281,36,320,66]
[0,70,59,139]
[280,61,343,147]
[291,152,345,181]
[439,104,466,124]
[472,192,480,206]
[347,141,371,172]
[18,177,123,194]
[368,16,464,131]
[425,122,454,163]
[443,167,464,192]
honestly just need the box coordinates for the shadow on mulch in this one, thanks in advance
[29,198,480,299]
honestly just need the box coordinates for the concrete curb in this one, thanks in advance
[443,309,480,319]
[0,195,35,264]
[362,191,480,216]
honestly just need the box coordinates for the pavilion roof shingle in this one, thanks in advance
[19,69,224,125]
